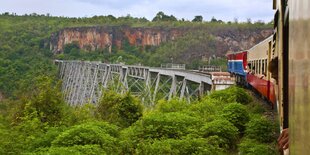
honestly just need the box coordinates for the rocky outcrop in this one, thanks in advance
[50,26,188,54]
[214,28,273,53]
[50,26,273,56]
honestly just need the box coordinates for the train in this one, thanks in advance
[228,0,310,154]
[227,36,277,107]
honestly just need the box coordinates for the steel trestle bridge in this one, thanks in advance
[55,60,215,106]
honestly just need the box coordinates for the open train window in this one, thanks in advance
[264,59,266,74]
[253,60,256,74]
[260,59,264,74]
[260,60,263,74]
[255,60,258,74]
[262,60,265,75]
[258,60,260,74]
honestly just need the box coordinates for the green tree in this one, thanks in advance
[15,76,68,126]
[96,91,143,127]
[200,119,239,149]
[192,15,203,22]
[152,11,177,22]
[245,115,275,143]
[211,16,218,22]
[221,103,250,133]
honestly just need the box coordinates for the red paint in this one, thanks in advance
[227,54,234,60]
[247,74,276,107]
[234,51,248,70]
[234,52,246,60]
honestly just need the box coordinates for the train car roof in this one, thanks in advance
[247,35,273,60]
[226,50,247,56]
[248,35,273,52]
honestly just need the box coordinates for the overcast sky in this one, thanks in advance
[0,0,274,22]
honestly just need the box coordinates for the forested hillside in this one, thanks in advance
[0,13,272,97]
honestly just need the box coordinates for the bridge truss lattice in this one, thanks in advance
[55,60,213,106]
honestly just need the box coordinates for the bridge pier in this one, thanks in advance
[55,60,213,106]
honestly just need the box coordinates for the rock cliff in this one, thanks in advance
[50,26,188,54]
[50,26,273,56]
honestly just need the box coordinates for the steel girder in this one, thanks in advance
[54,60,212,106]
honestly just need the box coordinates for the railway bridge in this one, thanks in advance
[55,60,232,106]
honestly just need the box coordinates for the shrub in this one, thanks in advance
[136,137,224,155]
[97,91,143,127]
[200,119,239,149]
[16,76,69,126]
[116,93,143,126]
[52,122,119,153]
[119,111,203,151]
[71,103,97,124]
[31,126,67,149]
[238,139,276,155]
[33,145,106,155]
[245,116,275,143]
[221,103,250,133]
[139,112,203,139]
[154,98,189,113]
[209,86,252,104]
[246,101,266,114]
[119,125,141,154]
[185,98,222,121]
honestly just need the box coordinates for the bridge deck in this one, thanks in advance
[55,60,229,106]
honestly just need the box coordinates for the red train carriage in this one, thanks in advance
[228,36,277,107]
[246,36,277,107]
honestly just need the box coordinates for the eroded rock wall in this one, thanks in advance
[50,26,273,57]
[50,26,187,54]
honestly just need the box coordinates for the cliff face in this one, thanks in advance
[50,26,187,54]
[214,28,273,54]
[50,26,273,56]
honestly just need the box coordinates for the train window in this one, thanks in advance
[260,59,263,74]
[261,59,265,74]
[252,60,254,73]
[258,60,262,74]
[262,60,264,74]
[256,60,259,74]
[255,60,258,74]
[259,60,261,74]
[262,60,265,75]
[264,59,268,75]
[253,60,255,74]
[260,60,262,74]
[256,60,258,74]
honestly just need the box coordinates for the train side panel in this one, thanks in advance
[246,36,276,107]
[247,74,277,105]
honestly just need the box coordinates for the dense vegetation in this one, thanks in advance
[0,12,277,154]
[0,80,278,154]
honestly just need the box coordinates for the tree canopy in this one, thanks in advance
[192,15,203,22]
[152,11,178,22]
